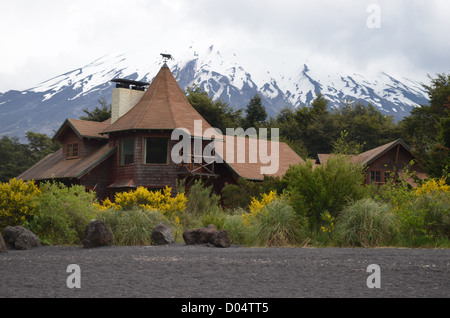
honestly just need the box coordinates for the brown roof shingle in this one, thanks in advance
[102,65,213,137]
[352,139,411,165]
[18,144,116,181]
[317,139,414,166]
[54,118,110,141]
[215,135,304,180]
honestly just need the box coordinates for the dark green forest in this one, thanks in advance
[1,73,449,183]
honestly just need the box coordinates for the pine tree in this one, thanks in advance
[244,94,267,129]
[79,98,111,122]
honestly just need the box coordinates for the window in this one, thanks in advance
[144,137,169,164]
[375,171,381,183]
[370,170,383,183]
[66,143,79,159]
[119,138,134,165]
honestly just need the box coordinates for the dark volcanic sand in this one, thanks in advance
[1,244,449,298]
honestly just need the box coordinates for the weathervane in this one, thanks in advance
[160,53,174,63]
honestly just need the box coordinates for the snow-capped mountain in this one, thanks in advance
[0,44,429,140]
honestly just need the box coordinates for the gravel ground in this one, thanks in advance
[1,244,449,298]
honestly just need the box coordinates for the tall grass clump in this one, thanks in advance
[335,198,395,247]
[98,208,171,246]
[222,208,249,245]
[247,198,303,247]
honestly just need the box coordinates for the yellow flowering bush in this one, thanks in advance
[415,178,450,196]
[95,187,186,245]
[383,177,450,240]
[95,186,187,218]
[320,211,335,234]
[242,191,279,226]
[0,178,41,228]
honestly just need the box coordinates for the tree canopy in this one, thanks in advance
[1,72,448,183]
[399,73,450,179]
[185,85,243,133]
[0,133,60,182]
[79,98,111,122]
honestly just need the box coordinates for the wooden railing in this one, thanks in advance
[181,155,216,176]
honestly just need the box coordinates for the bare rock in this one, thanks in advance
[2,226,40,250]
[183,224,230,248]
[151,222,174,245]
[0,234,7,253]
[83,220,114,248]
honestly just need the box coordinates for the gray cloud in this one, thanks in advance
[0,0,448,92]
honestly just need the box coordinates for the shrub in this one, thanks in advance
[335,198,395,247]
[246,198,303,247]
[25,182,97,245]
[320,211,335,235]
[0,178,41,229]
[399,191,450,239]
[221,176,286,210]
[185,179,221,216]
[284,155,366,232]
[242,190,279,226]
[382,177,450,241]
[95,186,186,220]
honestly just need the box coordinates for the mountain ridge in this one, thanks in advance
[0,44,429,140]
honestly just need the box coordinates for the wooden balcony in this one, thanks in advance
[178,154,219,178]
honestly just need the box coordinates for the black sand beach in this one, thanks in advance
[1,244,449,298]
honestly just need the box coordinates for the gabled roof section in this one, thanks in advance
[18,144,116,181]
[317,139,414,166]
[215,135,305,180]
[102,65,214,137]
[54,118,110,142]
[352,139,413,165]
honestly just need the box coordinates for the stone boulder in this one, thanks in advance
[183,224,230,248]
[2,226,40,250]
[0,234,7,253]
[82,220,114,248]
[151,222,174,245]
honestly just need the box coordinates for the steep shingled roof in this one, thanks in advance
[53,118,110,142]
[102,64,214,137]
[316,139,414,166]
[352,139,412,165]
[18,144,116,181]
[215,135,305,180]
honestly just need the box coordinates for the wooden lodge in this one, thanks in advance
[18,59,426,199]
[316,139,427,186]
[18,62,304,199]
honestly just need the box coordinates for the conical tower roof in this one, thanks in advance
[103,64,214,137]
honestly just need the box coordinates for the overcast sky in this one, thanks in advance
[1,0,449,92]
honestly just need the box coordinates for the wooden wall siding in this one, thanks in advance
[82,138,108,158]
[368,145,413,171]
[364,145,415,185]
[80,155,114,200]
[212,162,239,195]
[61,130,82,159]
[109,131,183,189]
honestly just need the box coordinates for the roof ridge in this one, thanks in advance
[163,67,177,129]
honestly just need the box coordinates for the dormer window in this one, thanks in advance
[66,143,79,159]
